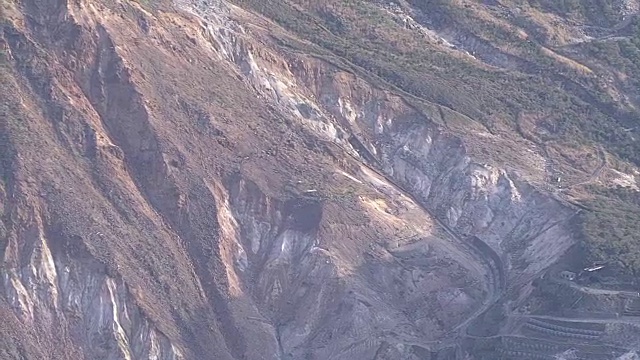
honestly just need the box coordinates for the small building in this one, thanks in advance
[560,271,576,281]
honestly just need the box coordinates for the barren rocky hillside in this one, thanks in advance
[0,0,639,359]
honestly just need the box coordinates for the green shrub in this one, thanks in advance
[580,186,640,274]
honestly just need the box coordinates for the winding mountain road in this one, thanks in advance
[521,314,640,325]
[569,283,640,297]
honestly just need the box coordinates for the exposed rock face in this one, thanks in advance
[0,1,482,358]
[187,0,578,294]
[0,0,638,359]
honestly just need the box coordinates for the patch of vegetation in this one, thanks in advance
[578,20,640,90]
[0,60,17,187]
[130,0,169,12]
[132,0,152,7]
[233,0,638,165]
[581,22,640,70]
[527,0,621,26]
[0,104,16,185]
[579,186,640,274]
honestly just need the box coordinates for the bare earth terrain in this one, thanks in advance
[1,0,640,359]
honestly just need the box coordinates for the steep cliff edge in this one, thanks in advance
[1,0,639,359]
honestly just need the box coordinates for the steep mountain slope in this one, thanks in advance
[0,0,639,359]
